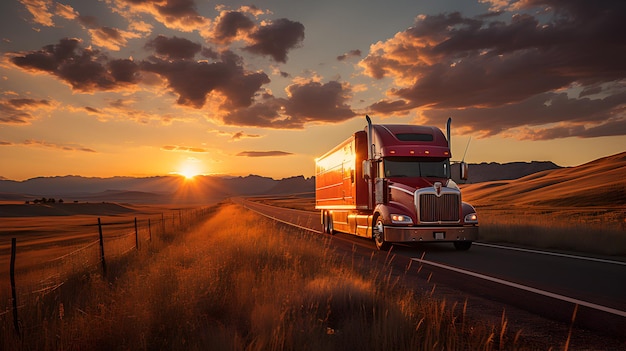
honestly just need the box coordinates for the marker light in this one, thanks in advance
[464,213,478,224]
[391,214,413,224]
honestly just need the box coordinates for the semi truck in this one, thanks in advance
[315,115,478,251]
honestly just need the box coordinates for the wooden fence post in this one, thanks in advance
[10,238,20,335]
[148,218,152,242]
[134,217,139,251]
[97,218,107,276]
[161,213,165,235]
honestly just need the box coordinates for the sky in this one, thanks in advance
[0,0,624,181]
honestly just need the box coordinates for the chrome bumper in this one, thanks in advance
[384,225,478,243]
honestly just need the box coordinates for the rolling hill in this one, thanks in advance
[461,152,626,208]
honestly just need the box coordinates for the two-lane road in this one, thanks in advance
[237,198,626,341]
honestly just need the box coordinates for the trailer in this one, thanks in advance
[315,115,478,250]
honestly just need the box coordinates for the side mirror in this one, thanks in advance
[362,160,371,180]
[460,162,469,181]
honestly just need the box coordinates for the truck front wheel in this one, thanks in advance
[453,241,472,251]
[373,219,391,251]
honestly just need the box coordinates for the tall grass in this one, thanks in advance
[477,208,626,256]
[3,203,533,350]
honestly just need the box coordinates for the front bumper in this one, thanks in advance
[384,225,478,243]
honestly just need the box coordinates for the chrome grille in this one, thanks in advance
[418,193,460,223]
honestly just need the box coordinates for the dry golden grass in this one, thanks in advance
[2,203,534,351]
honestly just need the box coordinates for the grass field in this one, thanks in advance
[2,202,549,351]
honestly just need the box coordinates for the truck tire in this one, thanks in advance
[453,241,472,251]
[323,211,335,235]
[373,218,391,251]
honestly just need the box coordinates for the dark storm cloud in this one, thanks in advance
[223,80,356,129]
[145,35,202,60]
[214,11,255,44]
[10,38,140,91]
[236,151,293,157]
[140,50,270,109]
[243,18,305,63]
[361,0,626,138]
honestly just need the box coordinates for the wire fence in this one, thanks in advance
[0,206,214,333]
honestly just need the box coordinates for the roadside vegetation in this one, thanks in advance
[2,202,543,351]
[476,208,626,256]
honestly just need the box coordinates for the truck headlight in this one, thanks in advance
[464,213,478,224]
[391,214,413,224]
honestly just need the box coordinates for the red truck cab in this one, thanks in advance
[315,115,478,250]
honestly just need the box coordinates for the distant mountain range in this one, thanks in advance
[0,175,315,204]
[2,157,613,205]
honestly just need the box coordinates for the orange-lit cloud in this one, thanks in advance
[89,27,142,51]
[19,0,54,27]
[54,3,78,20]
[110,0,209,33]
[21,139,96,152]
[0,98,55,124]
[236,151,293,157]
[162,145,208,153]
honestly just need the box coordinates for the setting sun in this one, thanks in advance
[176,157,204,180]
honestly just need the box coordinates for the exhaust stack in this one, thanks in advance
[366,115,373,160]
[446,117,452,149]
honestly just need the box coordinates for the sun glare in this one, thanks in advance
[176,158,203,180]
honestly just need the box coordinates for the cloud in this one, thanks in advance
[337,49,362,61]
[10,38,141,92]
[111,0,208,33]
[161,145,208,153]
[88,27,142,51]
[54,3,78,20]
[243,18,305,63]
[223,80,356,129]
[0,98,54,124]
[20,0,54,27]
[217,130,262,141]
[212,10,255,44]
[236,151,293,157]
[22,139,96,152]
[360,0,626,138]
[140,49,270,109]
[421,90,626,139]
[145,35,202,60]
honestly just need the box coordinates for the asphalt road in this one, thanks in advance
[237,198,626,343]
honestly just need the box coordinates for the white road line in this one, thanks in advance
[474,242,626,266]
[240,202,322,234]
[412,257,626,318]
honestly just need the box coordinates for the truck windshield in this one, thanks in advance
[382,157,449,178]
